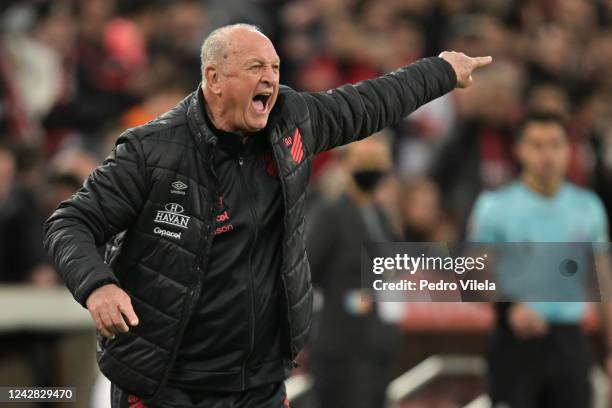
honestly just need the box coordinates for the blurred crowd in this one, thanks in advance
[2,0,612,286]
[1,0,612,401]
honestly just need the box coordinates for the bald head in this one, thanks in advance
[200,24,267,76]
[199,23,281,133]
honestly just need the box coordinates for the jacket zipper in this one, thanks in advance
[152,216,214,402]
[238,154,258,389]
[152,145,217,403]
[269,143,298,364]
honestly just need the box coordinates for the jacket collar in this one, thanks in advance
[186,83,218,147]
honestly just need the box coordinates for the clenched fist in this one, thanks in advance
[86,283,139,339]
[438,51,493,88]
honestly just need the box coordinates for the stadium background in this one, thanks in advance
[0,0,611,406]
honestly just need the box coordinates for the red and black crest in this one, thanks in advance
[284,128,304,164]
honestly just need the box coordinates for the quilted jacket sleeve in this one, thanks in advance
[43,131,148,308]
[301,56,457,154]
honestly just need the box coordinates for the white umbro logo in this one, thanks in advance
[172,181,187,190]
[170,180,187,195]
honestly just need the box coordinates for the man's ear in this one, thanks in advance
[204,65,222,95]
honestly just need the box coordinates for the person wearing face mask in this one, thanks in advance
[306,135,401,408]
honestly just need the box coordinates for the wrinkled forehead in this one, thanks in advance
[226,29,280,66]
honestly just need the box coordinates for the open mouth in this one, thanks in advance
[252,92,272,114]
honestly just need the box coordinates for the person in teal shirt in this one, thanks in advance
[468,112,611,408]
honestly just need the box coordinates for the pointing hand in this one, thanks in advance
[438,51,493,88]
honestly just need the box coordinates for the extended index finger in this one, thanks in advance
[470,56,493,68]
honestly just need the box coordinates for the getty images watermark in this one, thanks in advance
[361,242,612,302]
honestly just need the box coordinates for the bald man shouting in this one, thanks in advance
[44,24,491,407]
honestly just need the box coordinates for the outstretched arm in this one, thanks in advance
[302,52,492,154]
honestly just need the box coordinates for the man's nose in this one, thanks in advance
[260,66,278,85]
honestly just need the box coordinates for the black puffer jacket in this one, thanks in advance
[43,57,456,403]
